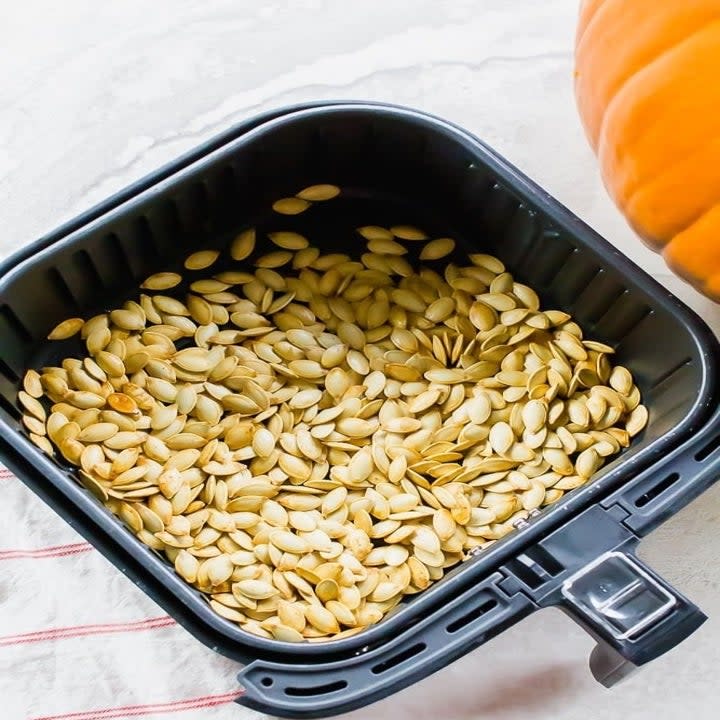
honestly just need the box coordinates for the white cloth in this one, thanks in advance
[0,466,258,720]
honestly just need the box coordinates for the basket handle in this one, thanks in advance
[557,550,706,687]
[236,572,534,719]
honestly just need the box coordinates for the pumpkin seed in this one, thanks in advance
[419,237,455,261]
[235,579,277,600]
[78,422,119,443]
[23,369,44,398]
[356,226,392,241]
[185,249,220,271]
[48,317,84,340]
[273,197,311,215]
[19,391,46,421]
[296,184,340,201]
[390,225,427,241]
[365,238,404,257]
[269,231,309,250]
[230,228,256,261]
[626,405,648,437]
[256,250,293,269]
[305,604,340,634]
[141,272,182,291]
[110,309,145,331]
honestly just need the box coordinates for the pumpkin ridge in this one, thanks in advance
[598,21,713,115]
[576,2,720,149]
[597,19,720,156]
[598,19,720,203]
[576,0,608,45]
[623,134,720,240]
[662,204,720,297]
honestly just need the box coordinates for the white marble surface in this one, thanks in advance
[1,1,719,718]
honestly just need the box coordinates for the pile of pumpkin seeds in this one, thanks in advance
[19,183,648,642]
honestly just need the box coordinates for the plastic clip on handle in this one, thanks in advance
[558,550,706,687]
[237,572,534,719]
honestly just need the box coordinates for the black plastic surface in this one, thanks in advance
[1,102,719,717]
[239,572,533,718]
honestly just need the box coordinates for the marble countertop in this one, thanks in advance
[2,1,718,719]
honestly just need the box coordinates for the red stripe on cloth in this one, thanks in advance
[0,542,93,560]
[0,616,175,647]
[0,468,15,479]
[31,692,243,720]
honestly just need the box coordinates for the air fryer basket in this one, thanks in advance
[1,102,720,718]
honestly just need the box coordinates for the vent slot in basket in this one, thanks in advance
[0,304,33,381]
[446,598,497,634]
[695,433,720,462]
[177,182,211,238]
[551,254,602,309]
[371,642,426,674]
[284,680,348,697]
[634,473,681,508]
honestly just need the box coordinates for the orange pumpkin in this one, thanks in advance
[575,0,720,298]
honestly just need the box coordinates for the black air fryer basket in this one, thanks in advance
[1,103,719,718]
